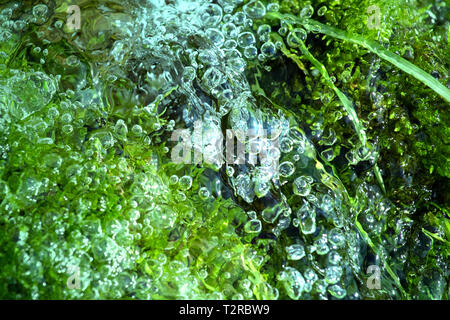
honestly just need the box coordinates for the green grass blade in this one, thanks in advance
[266,13,450,104]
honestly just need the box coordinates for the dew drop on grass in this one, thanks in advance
[205,28,225,47]
[318,6,327,16]
[244,46,258,59]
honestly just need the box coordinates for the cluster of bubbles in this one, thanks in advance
[0,0,443,300]
[116,0,370,299]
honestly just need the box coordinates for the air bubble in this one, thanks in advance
[243,1,266,19]
[131,124,143,136]
[315,236,330,255]
[198,187,210,200]
[247,211,257,219]
[267,3,280,12]
[223,39,237,49]
[244,219,262,233]
[179,175,193,190]
[287,28,307,47]
[327,251,342,265]
[32,4,48,24]
[205,28,225,47]
[328,284,346,299]
[278,161,295,177]
[244,46,258,59]
[300,5,314,18]
[257,24,271,37]
[202,67,224,91]
[233,12,246,25]
[328,228,346,247]
[237,32,256,48]
[279,137,294,153]
[277,267,305,299]
[260,41,276,58]
[278,26,288,36]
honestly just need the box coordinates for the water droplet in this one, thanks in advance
[293,176,311,196]
[318,6,327,16]
[182,66,196,83]
[325,266,342,284]
[201,4,223,26]
[179,175,193,190]
[202,67,224,91]
[297,204,316,234]
[244,219,262,233]
[267,3,280,12]
[286,244,305,260]
[328,284,346,299]
[198,187,210,200]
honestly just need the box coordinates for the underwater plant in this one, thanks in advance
[0,0,448,300]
